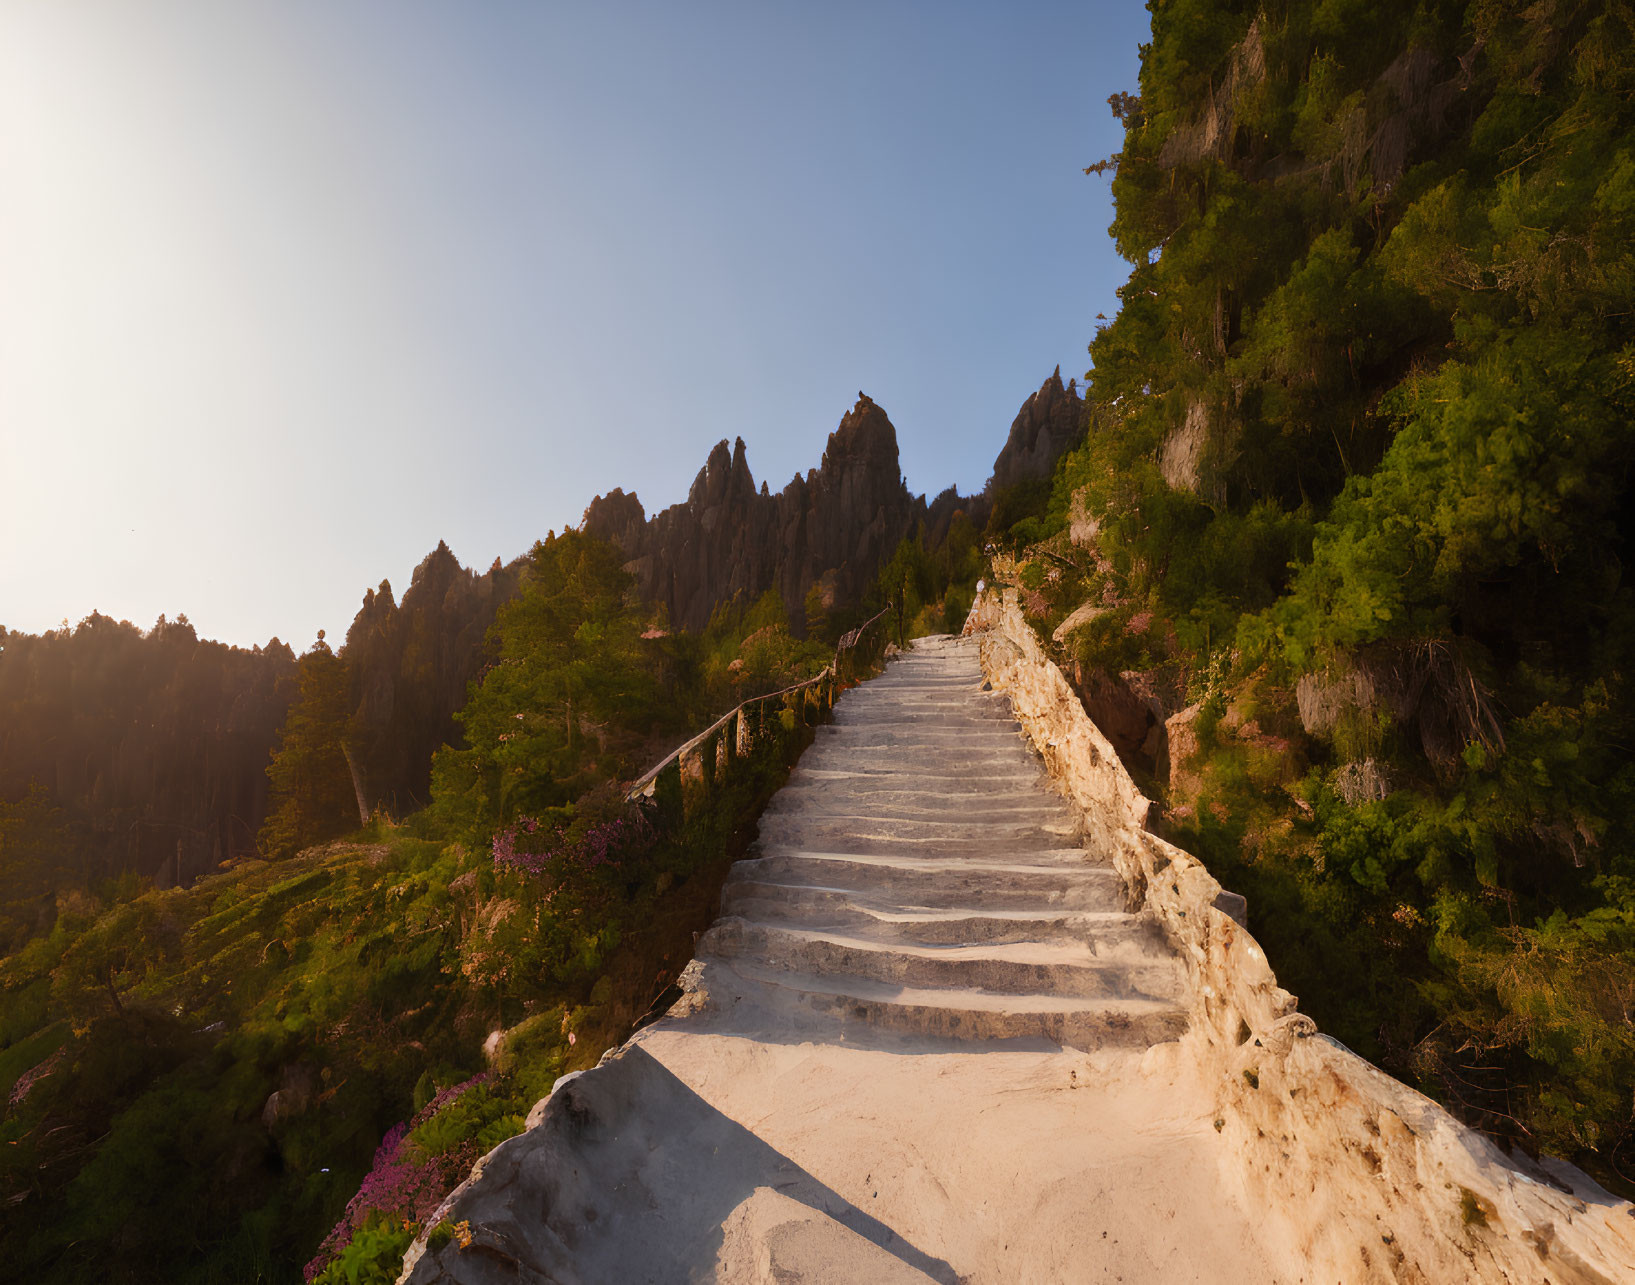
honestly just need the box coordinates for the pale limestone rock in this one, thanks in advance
[1335,756,1391,804]
[967,586,1635,1285]
[1296,666,1376,736]
[1050,599,1108,645]
[1067,488,1099,547]
[1159,398,1210,493]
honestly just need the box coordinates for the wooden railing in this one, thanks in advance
[626,605,893,810]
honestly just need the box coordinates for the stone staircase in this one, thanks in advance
[402,631,1635,1284]
[401,636,1301,1285]
[691,635,1189,1051]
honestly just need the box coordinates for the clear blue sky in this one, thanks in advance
[0,1,1147,650]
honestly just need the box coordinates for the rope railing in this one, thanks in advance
[626,603,894,807]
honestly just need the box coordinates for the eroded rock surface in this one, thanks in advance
[987,367,1085,495]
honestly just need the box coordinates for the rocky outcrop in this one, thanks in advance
[583,396,973,634]
[342,542,522,815]
[987,368,1085,495]
[967,588,1635,1285]
[1064,665,1164,776]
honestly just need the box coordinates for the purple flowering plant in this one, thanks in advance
[490,788,656,894]
[480,787,660,987]
[304,1073,494,1282]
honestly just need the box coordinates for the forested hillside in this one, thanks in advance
[16,0,1635,1272]
[0,505,981,1281]
[0,617,297,900]
[0,396,999,925]
[1004,0,1635,1193]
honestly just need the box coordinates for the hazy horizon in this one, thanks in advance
[1,1,1145,650]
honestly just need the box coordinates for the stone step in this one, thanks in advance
[751,826,1087,859]
[804,735,1033,755]
[718,881,1162,949]
[699,958,1190,1050]
[762,801,1075,829]
[757,810,1076,842]
[762,803,1075,829]
[747,838,1105,863]
[774,782,1065,811]
[837,700,998,713]
[774,779,1064,804]
[702,918,1182,1000]
[835,684,998,698]
[812,726,1026,747]
[834,699,1001,717]
[793,755,1043,782]
[733,851,1127,910]
[791,768,1054,797]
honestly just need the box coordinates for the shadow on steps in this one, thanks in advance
[402,1043,960,1285]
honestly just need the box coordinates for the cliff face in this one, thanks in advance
[987,367,1084,495]
[584,395,938,634]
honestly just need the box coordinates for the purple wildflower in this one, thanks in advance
[491,810,654,882]
[303,1075,493,1280]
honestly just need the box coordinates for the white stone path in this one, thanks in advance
[403,637,1296,1284]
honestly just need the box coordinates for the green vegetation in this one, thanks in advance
[869,510,986,647]
[260,635,359,860]
[1022,0,1635,1192]
[0,613,298,893]
[0,530,857,1282]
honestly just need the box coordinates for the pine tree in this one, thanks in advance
[258,634,358,859]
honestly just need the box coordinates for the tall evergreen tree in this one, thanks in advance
[258,635,358,859]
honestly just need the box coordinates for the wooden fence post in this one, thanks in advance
[702,728,718,798]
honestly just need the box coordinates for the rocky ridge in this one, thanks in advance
[986,367,1085,496]
[582,374,1081,637]
[583,395,934,634]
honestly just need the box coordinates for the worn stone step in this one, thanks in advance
[718,882,1160,950]
[831,700,1009,716]
[757,812,1076,847]
[793,758,1044,786]
[763,799,1075,829]
[699,958,1190,1050]
[773,782,1064,812]
[811,729,1028,751]
[802,738,1034,757]
[791,768,1053,797]
[772,779,1065,805]
[747,842,1101,869]
[845,690,989,706]
[733,851,1126,910]
[760,812,1078,839]
[752,826,1087,860]
[701,919,1183,1001]
[790,761,1043,783]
